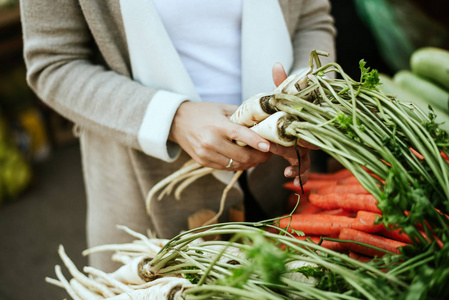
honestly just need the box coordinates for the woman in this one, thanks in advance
[21,0,335,271]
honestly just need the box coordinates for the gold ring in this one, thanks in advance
[225,158,233,169]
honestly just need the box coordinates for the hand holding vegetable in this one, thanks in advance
[271,143,310,187]
[270,62,316,186]
[168,101,272,171]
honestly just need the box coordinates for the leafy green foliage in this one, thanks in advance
[221,234,288,288]
[183,266,200,284]
[359,59,381,89]
[334,112,365,139]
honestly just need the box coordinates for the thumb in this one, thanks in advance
[272,62,288,87]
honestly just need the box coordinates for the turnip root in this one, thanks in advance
[107,277,193,300]
[277,67,313,95]
[70,278,104,299]
[58,245,116,297]
[84,266,135,293]
[249,111,298,147]
[230,92,278,127]
[284,260,320,285]
[108,256,155,284]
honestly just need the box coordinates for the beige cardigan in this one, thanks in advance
[21,0,335,271]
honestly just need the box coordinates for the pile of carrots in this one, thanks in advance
[278,168,414,260]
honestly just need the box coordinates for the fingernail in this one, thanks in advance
[258,143,269,152]
[285,169,292,176]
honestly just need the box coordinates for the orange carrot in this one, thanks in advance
[299,204,324,215]
[307,168,353,181]
[337,176,359,185]
[410,147,424,160]
[339,228,406,257]
[381,227,444,248]
[285,180,337,194]
[295,236,346,252]
[441,151,449,163]
[349,251,372,262]
[379,228,412,244]
[351,211,384,233]
[320,208,356,217]
[308,193,382,214]
[314,183,368,195]
[279,214,354,236]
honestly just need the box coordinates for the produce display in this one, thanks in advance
[379,47,449,131]
[0,113,32,204]
[47,50,449,299]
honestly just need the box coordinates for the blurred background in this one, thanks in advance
[0,0,447,299]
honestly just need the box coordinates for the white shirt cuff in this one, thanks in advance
[138,90,189,162]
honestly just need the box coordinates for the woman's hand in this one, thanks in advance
[271,143,310,187]
[272,62,317,186]
[169,101,273,171]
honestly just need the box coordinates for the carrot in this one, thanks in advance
[441,151,449,163]
[380,227,444,248]
[379,228,412,244]
[285,180,338,194]
[339,228,407,257]
[320,208,356,217]
[299,204,324,215]
[348,251,372,263]
[295,236,346,252]
[337,176,359,185]
[410,147,424,160]
[351,211,384,233]
[313,183,368,195]
[307,168,353,181]
[308,193,382,214]
[279,214,354,236]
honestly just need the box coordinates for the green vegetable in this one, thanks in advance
[359,59,381,89]
[393,70,449,113]
[0,114,32,202]
[378,73,449,132]
[411,47,449,91]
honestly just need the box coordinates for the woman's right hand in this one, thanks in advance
[169,101,273,171]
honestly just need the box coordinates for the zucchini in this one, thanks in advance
[410,47,449,90]
[393,70,449,113]
[379,73,449,132]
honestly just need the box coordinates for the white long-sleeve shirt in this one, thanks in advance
[153,0,243,105]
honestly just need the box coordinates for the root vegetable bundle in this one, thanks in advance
[48,50,449,299]
[148,49,449,251]
[48,221,412,300]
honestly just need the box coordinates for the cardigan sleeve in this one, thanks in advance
[290,0,337,75]
[20,0,186,162]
